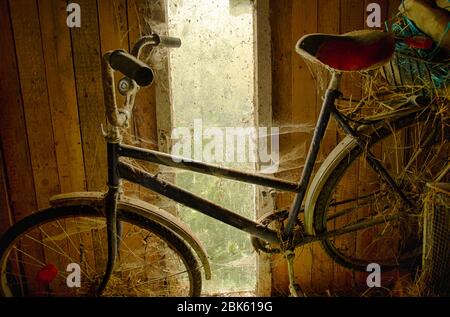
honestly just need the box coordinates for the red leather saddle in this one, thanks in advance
[296,30,395,72]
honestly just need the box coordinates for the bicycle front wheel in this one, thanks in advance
[0,205,202,297]
[308,110,449,271]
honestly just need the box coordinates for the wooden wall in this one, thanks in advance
[0,0,159,237]
[270,0,402,296]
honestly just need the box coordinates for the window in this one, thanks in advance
[167,0,257,295]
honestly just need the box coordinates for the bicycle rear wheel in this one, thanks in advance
[0,205,202,296]
[308,109,449,271]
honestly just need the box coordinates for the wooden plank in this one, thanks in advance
[1,0,46,295]
[255,0,273,297]
[38,0,86,194]
[0,145,13,236]
[9,0,60,209]
[365,0,403,289]
[271,0,294,206]
[271,0,293,178]
[353,0,390,290]
[98,0,130,99]
[98,0,129,52]
[291,0,319,295]
[332,0,365,295]
[127,0,158,203]
[36,1,95,295]
[310,0,342,295]
[126,0,159,203]
[135,0,171,154]
[269,0,293,296]
[70,0,107,191]
[0,0,36,223]
[70,1,112,289]
[10,1,63,296]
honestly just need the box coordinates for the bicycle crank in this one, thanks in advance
[251,210,305,254]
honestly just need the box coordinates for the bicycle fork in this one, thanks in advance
[97,142,122,296]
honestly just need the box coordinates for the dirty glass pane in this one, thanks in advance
[168,0,256,294]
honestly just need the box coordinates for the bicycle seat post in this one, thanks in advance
[328,71,342,91]
[283,71,342,239]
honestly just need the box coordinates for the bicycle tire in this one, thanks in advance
[309,110,448,272]
[0,205,202,297]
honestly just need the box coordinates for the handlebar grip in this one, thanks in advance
[109,50,154,87]
[157,35,182,48]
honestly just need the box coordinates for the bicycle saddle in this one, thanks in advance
[296,30,395,72]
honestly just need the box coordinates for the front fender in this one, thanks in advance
[49,192,211,280]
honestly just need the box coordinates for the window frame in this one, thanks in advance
[155,0,273,296]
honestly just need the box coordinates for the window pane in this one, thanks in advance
[168,0,256,294]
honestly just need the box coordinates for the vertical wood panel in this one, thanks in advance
[312,0,341,295]
[333,0,365,294]
[270,0,293,296]
[127,0,158,153]
[127,0,160,203]
[70,0,107,191]
[355,0,390,288]
[98,0,129,52]
[9,0,60,208]
[38,0,86,193]
[291,0,318,294]
[98,0,130,135]
[37,2,94,291]
[9,0,63,295]
[0,145,12,236]
[0,0,37,223]
[271,0,293,175]
[255,0,273,297]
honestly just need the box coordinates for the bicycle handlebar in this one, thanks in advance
[109,50,154,87]
[131,34,182,57]
[157,35,182,48]
[102,33,182,128]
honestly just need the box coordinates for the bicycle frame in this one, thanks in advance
[120,95,339,240]
[104,71,333,244]
[104,69,413,247]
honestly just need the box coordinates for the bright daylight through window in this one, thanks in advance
[168,0,257,295]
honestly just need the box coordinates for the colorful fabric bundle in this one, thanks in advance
[384,0,449,91]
